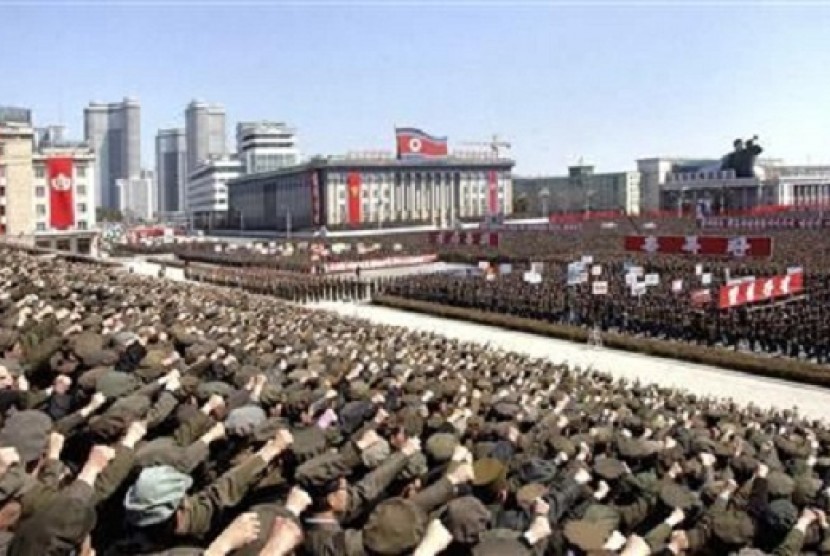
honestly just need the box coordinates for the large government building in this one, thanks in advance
[227,151,514,231]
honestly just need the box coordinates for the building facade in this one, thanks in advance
[155,128,187,213]
[185,100,226,178]
[117,170,156,223]
[228,153,514,231]
[83,97,141,210]
[236,121,299,174]
[514,165,641,216]
[187,156,242,228]
[653,159,830,214]
[1,108,98,254]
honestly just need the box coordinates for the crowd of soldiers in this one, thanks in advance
[4,248,830,554]
[383,257,830,364]
[162,212,830,364]
[183,264,387,304]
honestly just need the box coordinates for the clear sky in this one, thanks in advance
[2,1,829,175]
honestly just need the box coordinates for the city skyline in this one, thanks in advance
[3,3,830,175]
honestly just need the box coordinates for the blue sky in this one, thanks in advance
[2,1,829,174]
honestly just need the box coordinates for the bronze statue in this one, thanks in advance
[721,135,763,178]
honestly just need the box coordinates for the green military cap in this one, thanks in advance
[9,493,97,555]
[516,483,548,508]
[442,496,491,545]
[89,395,151,441]
[402,376,426,395]
[69,331,103,363]
[767,471,795,498]
[135,438,198,473]
[473,458,508,492]
[659,483,697,510]
[348,380,370,400]
[547,435,576,459]
[363,498,427,555]
[764,499,798,533]
[594,457,627,481]
[711,509,756,546]
[196,381,234,401]
[96,372,140,398]
[563,520,614,552]
[730,455,759,476]
[0,410,52,464]
[774,436,810,460]
[492,402,521,420]
[591,426,615,445]
[471,537,531,556]
[617,437,657,460]
[291,427,328,462]
[426,433,458,464]
[792,476,822,506]
[399,452,429,482]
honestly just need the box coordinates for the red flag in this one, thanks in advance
[395,128,448,158]
[347,172,362,225]
[48,157,74,230]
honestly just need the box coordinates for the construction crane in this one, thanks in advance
[459,134,511,158]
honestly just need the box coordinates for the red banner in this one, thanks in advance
[624,235,773,258]
[47,157,74,230]
[718,270,804,309]
[690,289,712,307]
[428,231,500,247]
[488,170,498,215]
[310,171,321,226]
[347,172,361,225]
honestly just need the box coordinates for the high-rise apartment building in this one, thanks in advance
[155,128,187,214]
[236,121,299,174]
[84,97,141,209]
[117,169,156,223]
[185,100,225,178]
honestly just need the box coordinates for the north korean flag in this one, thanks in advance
[396,128,448,159]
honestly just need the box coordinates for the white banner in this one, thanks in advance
[701,273,712,285]
[591,264,602,276]
[645,273,660,286]
[631,282,647,296]
[592,281,608,295]
[323,254,438,273]
[523,271,542,284]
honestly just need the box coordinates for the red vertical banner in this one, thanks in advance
[347,172,362,225]
[48,157,74,230]
[488,170,498,215]
[310,171,321,226]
